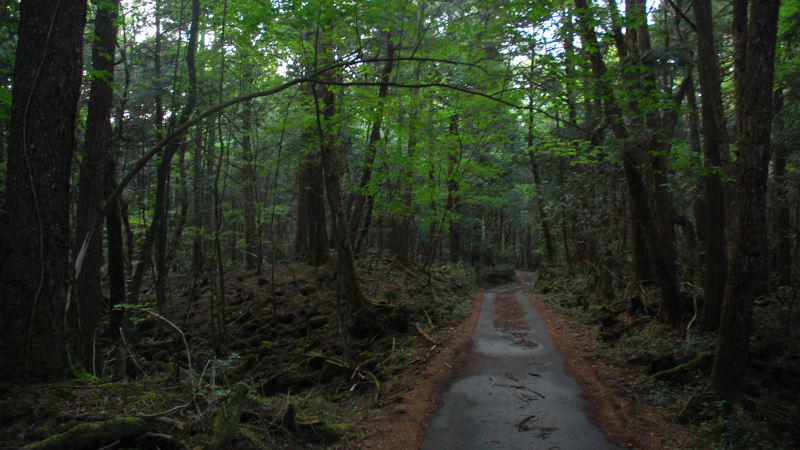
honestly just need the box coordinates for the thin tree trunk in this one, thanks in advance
[124,0,199,312]
[213,0,229,357]
[300,131,329,266]
[350,33,394,250]
[242,89,258,270]
[772,88,791,287]
[397,62,421,266]
[105,158,127,381]
[312,33,368,313]
[153,1,169,315]
[192,122,205,271]
[75,0,118,374]
[574,0,682,324]
[694,0,729,331]
[527,86,555,262]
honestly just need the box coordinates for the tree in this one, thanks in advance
[75,0,119,376]
[573,0,683,325]
[709,0,781,402]
[0,0,87,381]
[693,0,729,331]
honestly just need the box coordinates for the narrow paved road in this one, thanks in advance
[422,273,622,450]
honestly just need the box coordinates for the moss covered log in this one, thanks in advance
[23,417,149,450]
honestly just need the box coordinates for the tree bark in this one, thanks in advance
[574,0,682,324]
[153,3,168,314]
[771,88,791,287]
[242,91,258,270]
[709,0,780,401]
[192,123,205,271]
[124,0,199,312]
[350,33,394,251]
[313,36,368,313]
[694,0,729,331]
[527,86,554,262]
[299,130,329,266]
[105,158,127,381]
[396,62,422,267]
[0,0,86,381]
[75,0,118,375]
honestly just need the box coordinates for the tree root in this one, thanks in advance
[650,351,714,380]
[415,322,442,346]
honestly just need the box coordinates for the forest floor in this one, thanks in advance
[0,259,509,450]
[1,263,797,450]
[531,269,800,450]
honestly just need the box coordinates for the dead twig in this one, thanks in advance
[146,311,201,415]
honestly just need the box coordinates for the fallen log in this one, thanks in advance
[23,417,149,450]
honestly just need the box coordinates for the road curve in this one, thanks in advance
[422,272,622,450]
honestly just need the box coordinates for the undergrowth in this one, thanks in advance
[532,266,800,450]
[0,260,483,449]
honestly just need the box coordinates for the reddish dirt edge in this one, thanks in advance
[525,290,705,450]
[342,290,487,450]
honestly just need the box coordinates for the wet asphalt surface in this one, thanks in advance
[421,273,622,450]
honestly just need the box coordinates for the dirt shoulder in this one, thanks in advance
[341,292,485,449]
[524,291,705,450]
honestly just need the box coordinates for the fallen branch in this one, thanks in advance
[415,322,443,346]
[494,383,546,399]
[139,401,193,419]
[305,352,350,369]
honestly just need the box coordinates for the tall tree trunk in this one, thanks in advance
[124,0,199,312]
[0,0,86,381]
[694,0,729,330]
[295,160,309,257]
[242,92,258,270]
[75,0,118,375]
[709,0,780,401]
[350,33,394,250]
[299,129,329,266]
[313,35,368,313]
[446,116,462,264]
[527,88,555,262]
[192,122,205,271]
[574,0,682,324]
[629,0,683,311]
[772,88,791,287]
[105,158,127,381]
[153,4,169,314]
[631,0,679,271]
[397,62,421,266]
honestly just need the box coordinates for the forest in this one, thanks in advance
[0,0,798,448]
